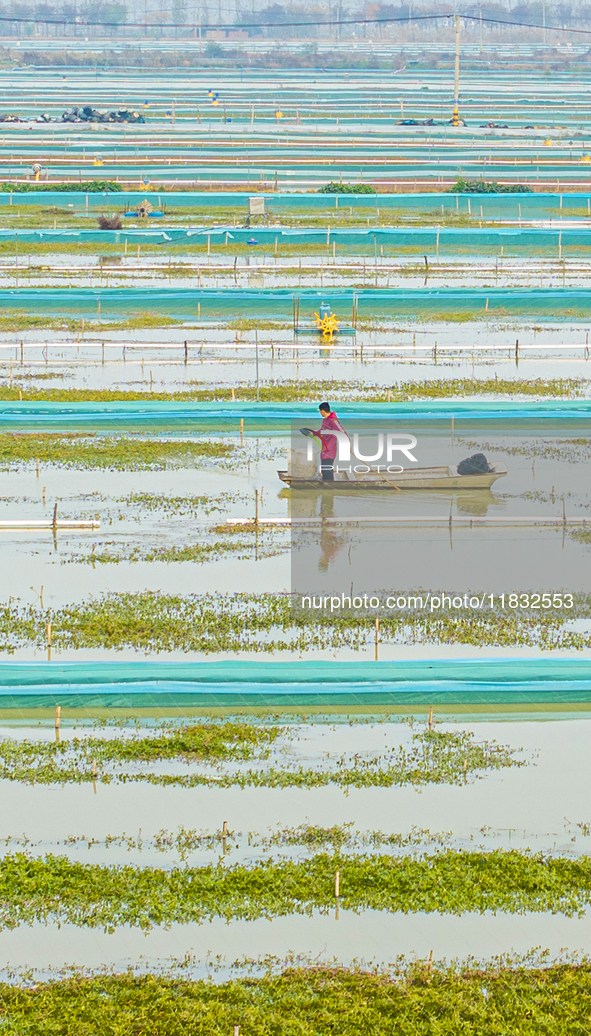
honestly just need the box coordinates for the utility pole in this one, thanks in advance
[452,15,461,126]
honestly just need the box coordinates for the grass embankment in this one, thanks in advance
[0,434,233,470]
[0,591,587,654]
[0,961,589,1035]
[0,205,491,230]
[0,850,590,928]
[0,237,584,259]
[0,727,517,789]
[0,377,583,403]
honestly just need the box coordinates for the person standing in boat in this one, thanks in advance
[314,402,349,482]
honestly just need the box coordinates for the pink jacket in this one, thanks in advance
[314,412,348,460]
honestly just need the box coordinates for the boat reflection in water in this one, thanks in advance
[282,481,507,575]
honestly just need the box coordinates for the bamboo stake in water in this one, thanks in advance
[374,616,380,661]
[428,705,434,731]
[240,418,244,446]
[54,702,60,740]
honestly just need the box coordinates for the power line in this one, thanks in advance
[0,10,588,34]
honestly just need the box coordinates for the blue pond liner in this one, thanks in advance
[0,659,589,707]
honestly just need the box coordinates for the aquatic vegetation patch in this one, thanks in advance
[0,376,584,403]
[0,590,586,655]
[122,491,248,515]
[0,824,457,864]
[459,436,591,464]
[0,433,234,470]
[0,727,519,789]
[73,537,286,566]
[0,721,281,787]
[0,849,590,930]
[2,958,591,1034]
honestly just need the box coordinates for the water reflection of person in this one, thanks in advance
[318,493,349,572]
[454,490,495,518]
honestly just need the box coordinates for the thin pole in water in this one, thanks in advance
[255,329,260,400]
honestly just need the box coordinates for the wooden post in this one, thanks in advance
[254,489,259,526]
[52,502,58,528]
[374,616,380,661]
[428,705,434,731]
[184,340,188,365]
[222,820,228,835]
[54,703,60,738]
[240,418,244,446]
[427,949,434,972]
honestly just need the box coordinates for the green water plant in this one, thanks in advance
[0,848,589,930]
[0,958,590,1035]
[0,726,519,789]
[0,590,585,656]
[0,376,584,403]
[0,433,234,470]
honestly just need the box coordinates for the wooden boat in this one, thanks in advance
[278,463,508,490]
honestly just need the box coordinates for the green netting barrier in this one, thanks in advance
[0,192,588,214]
[2,286,591,320]
[0,658,587,707]
[0,399,588,434]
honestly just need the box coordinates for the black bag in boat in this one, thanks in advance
[457,453,493,476]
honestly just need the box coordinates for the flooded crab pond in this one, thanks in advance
[0,711,590,976]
